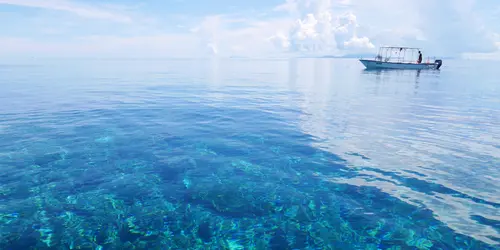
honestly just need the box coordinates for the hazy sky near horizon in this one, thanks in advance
[1,0,499,58]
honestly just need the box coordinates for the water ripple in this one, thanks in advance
[0,58,498,249]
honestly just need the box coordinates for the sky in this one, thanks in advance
[0,0,499,59]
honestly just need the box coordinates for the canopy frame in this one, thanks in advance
[375,46,422,64]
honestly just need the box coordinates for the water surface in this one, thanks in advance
[1,58,499,249]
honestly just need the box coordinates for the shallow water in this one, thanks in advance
[1,58,499,249]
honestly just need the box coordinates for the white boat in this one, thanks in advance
[359,46,442,70]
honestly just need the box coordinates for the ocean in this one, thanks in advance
[0,58,499,249]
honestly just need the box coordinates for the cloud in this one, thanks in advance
[267,0,375,55]
[181,0,377,57]
[0,35,203,58]
[190,15,293,57]
[177,0,375,57]
[463,33,500,60]
[0,0,132,23]
[343,36,374,50]
[414,0,497,55]
[1,0,499,59]
[268,0,499,57]
[333,0,498,56]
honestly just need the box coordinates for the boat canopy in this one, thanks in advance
[375,46,422,64]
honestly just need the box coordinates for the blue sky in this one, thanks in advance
[1,0,499,58]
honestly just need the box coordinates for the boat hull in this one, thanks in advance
[359,59,442,70]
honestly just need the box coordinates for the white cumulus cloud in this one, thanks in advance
[270,0,375,56]
[343,36,374,50]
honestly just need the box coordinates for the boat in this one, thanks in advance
[359,46,442,70]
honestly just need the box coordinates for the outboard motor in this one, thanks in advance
[435,59,443,69]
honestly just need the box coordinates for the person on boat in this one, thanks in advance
[417,51,422,64]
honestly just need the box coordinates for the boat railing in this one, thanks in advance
[374,55,419,64]
[373,55,438,64]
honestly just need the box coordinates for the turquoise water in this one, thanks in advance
[0,58,499,249]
